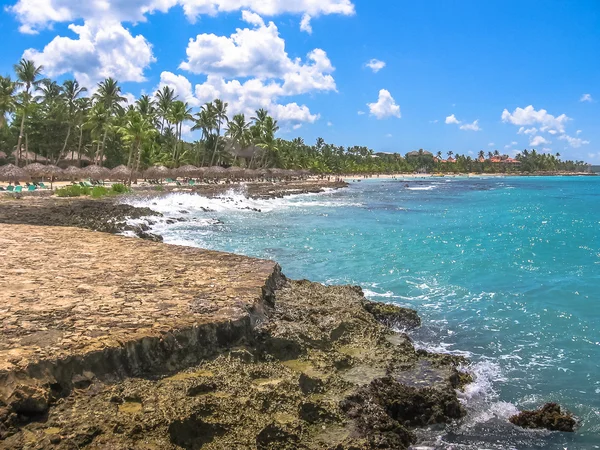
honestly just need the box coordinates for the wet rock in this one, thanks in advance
[168,415,227,449]
[7,384,50,416]
[509,403,577,432]
[256,423,300,450]
[135,229,163,242]
[363,300,421,329]
[299,401,338,424]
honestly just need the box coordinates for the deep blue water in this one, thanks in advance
[129,176,600,449]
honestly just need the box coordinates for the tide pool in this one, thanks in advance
[129,176,600,449]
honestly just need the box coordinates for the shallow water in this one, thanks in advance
[127,177,600,449]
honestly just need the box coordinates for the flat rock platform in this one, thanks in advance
[0,224,278,383]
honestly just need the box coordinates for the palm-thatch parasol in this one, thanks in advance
[206,166,227,180]
[41,165,63,189]
[145,165,171,182]
[0,151,7,160]
[0,164,30,183]
[110,165,135,182]
[23,162,48,177]
[15,151,48,163]
[63,165,83,180]
[176,165,200,178]
[83,165,110,181]
[225,166,244,179]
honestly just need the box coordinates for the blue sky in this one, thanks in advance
[1,0,599,161]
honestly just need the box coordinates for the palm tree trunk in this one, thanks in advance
[16,113,25,167]
[210,127,220,166]
[77,126,83,167]
[61,124,72,161]
[127,142,139,186]
[99,129,108,166]
[133,141,144,185]
[25,134,30,165]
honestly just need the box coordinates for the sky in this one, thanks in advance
[0,0,599,161]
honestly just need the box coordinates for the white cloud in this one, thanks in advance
[445,114,460,125]
[541,148,552,153]
[385,133,392,138]
[327,121,333,126]
[505,141,518,149]
[518,126,538,135]
[459,119,481,131]
[429,119,439,124]
[576,130,582,135]
[179,15,336,96]
[357,111,365,115]
[365,59,386,73]
[22,20,155,86]
[558,134,590,148]
[300,14,312,34]
[488,142,495,147]
[9,0,355,33]
[580,93,593,103]
[530,135,551,147]
[548,129,558,135]
[156,71,200,107]
[367,89,401,119]
[501,105,570,133]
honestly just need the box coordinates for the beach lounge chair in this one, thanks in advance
[14,186,23,193]
[39,182,47,189]
[28,185,37,191]
[84,181,94,187]
[7,186,14,192]
[188,180,196,186]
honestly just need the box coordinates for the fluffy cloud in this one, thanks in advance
[23,20,155,86]
[156,71,201,107]
[488,142,495,147]
[179,15,336,96]
[518,127,538,135]
[558,134,590,148]
[365,59,386,73]
[9,0,355,33]
[300,14,312,34]
[445,114,460,125]
[501,105,570,133]
[530,135,550,147]
[367,89,401,119]
[580,93,593,103]
[459,120,481,131]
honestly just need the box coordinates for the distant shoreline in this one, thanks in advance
[341,172,597,180]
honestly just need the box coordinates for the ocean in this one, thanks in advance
[127,176,600,449]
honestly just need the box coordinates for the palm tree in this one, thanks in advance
[167,100,193,163]
[93,77,125,165]
[493,150,500,157]
[86,102,110,165]
[191,105,216,166]
[209,99,228,166]
[436,151,442,160]
[447,151,454,159]
[14,59,44,166]
[258,116,279,167]
[155,86,177,133]
[0,76,16,129]
[226,113,251,165]
[73,97,91,166]
[119,110,158,184]
[60,80,87,159]
[478,150,485,160]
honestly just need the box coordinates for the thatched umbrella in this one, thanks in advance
[84,165,110,181]
[23,162,48,178]
[110,165,134,182]
[206,166,227,180]
[0,164,30,183]
[226,166,244,180]
[145,165,171,182]
[42,165,63,189]
[176,165,200,178]
[63,166,83,181]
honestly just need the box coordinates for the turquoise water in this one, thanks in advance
[130,177,600,449]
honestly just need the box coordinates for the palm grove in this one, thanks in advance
[0,60,589,175]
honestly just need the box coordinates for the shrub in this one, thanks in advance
[154,185,164,192]
[55,185,90,197]
[111,183,130,194]
[91,186,110,198]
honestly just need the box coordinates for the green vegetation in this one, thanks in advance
[111,183,129,194]
[0,60,590,175]
[55,185,90,197]
[90,186,109,198]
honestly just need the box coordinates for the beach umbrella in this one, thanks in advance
[145,165,171,182]
[42,165,63,189]
[0,164,30,182]
[110,165,134,181]
[63,165,83,180]
[16,151,48,163]
[176,165,200,178]
[226,166,244,179]
[206,166,227,180]
[23,162,48,177]
[83,164,110,180]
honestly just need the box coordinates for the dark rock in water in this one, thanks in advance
[363,300,421,329]
[136,230,163,242]
[509,403,577,432]
[178,210,190,214]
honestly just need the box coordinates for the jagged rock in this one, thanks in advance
[363,300,421,329]
[509,403,577,432]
